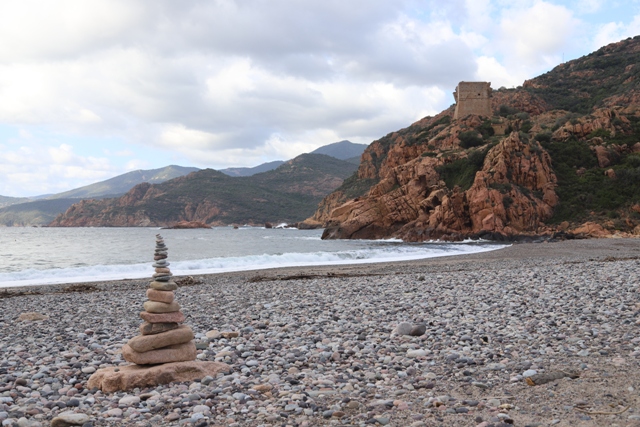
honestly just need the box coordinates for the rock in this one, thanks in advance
[407,349,427,358]
[205,330,221,340]
[252,384,273,393]
[127,325,194,352]
[143,300,181,313]
[122,341,197,365]
[410,324,426,336]
[146,289,175,303]
[50,411,90,426]
[17,312,49,321]
[86,361,231,393]
[139,321,180,336]
[221,331,240,339]
[163,221,211,229]
[139,311,185,324]
[149,281,178,291]
[395,322,412,335]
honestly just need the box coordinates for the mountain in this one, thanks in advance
[0,165,199,227]
[310,140,368,160]
[0,195,30,209]
[49,154,358,227]
[48,165,200,199]
[220,160,285,177]
[218,140,367,177]
[304,36,640,241]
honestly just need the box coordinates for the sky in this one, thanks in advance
[1,0,639,197]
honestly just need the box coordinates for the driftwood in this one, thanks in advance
[525,370,580,386]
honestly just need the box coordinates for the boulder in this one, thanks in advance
[87,361,231,393]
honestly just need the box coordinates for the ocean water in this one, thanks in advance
[0,227,507,288]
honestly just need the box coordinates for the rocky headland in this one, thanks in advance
[305,37,640,241]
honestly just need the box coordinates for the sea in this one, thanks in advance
[0,226,508,288]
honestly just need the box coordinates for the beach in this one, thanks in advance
[1,238,640,427]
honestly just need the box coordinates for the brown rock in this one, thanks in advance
[633,142,640,153]
[221,331,240,338]
[146,289,175,304]
[140,321,179,335]
[143,300,180,313]
[149,281,178,291]
[252,383,273,393]
[128,325,194,353]
[140,311,185,324]
[17,312,49,321]
[594,145,612,168]
[605,168,616,179]
[122,341,196,365]
[571,221,611,237]
[87,360,231,392]
[155,267,171,274]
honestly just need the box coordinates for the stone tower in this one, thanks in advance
[453,82,492,119]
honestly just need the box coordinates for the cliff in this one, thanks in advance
[309,36,640,240]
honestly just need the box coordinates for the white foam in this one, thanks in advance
[0,243,506,288]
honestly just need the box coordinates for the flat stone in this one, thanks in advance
[128,325,194,353]
[407,349,427,358]
[152,274,172,281]
[140,311,185,324]
[143,300,180,313]
[50,411,91,426]
[155,267,171,274]
[122,341,197,365]
[149,281,178,291]
[140,321,180,335]
[146,289,175,304]
[152,261,169,268]
[87,361,231,393]
[17,312,49,321]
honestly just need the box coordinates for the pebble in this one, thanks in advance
[0,243,638,426]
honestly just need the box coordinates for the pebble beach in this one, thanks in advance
[1,238,640,427]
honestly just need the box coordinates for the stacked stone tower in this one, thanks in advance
[121,234,197,364]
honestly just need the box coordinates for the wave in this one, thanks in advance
[0,243,506,288]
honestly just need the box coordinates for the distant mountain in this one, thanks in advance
[310,140,368,160]
[0,195,30,209]
[49,154,358,227]
[0,198,91,227]
[220,160,285,177]
[0,165,199,227]
[48,165,200,199]
[218,140,367,177]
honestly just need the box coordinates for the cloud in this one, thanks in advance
[498,1,580,71]
[593,14,640,49]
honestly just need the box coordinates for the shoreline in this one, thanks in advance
[1,238,640,427]
[2,238,638,294]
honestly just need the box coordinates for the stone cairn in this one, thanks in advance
[121,234,197,365]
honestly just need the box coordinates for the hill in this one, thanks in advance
[0,195,30,209]
[49,154,358,226]
[305,36,640,241]
[310,140,368,160]
[220,160,285,177]
[48,165,200,199]
[0,165,199,227]
[218,140,367,177]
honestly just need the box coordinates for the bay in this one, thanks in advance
[0,227,507,287]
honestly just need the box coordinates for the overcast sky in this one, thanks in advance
[1,0,638,197]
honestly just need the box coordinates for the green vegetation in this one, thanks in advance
[458,131,484,148]
[334,173,379,199]
[526,36,640,113]
[436,148,488,191]
[540,137,640,222]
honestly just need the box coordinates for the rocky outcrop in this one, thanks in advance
[163,221,212,229]
[322,132,558,241]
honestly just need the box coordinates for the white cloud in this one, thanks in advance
[593,15,640,49]
[498,1,580,70]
